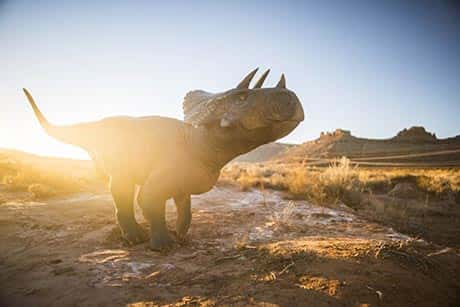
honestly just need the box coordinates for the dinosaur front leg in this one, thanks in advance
[138,172,175,251]
[138,196,175,251]
[110,177,148,245]
[174,194,191,241]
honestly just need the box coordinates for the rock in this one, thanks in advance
[388,182,419,199]
[341,190,362,209]
[52,266,75,275]
[47,259,63,265]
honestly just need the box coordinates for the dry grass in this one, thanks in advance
[2,148,459,205]
[268,201,298,229]
[221,159,460,247]
[219,158,460,205]
[0,150,106,199]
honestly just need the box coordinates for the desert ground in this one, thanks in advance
[1,184,459,307]
[1,146,460,306]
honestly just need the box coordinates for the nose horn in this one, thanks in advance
[236,68,259,89]
[276,74,286,89]
[253,69,270,88]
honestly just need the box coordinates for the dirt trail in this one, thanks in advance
[0,187,459,306]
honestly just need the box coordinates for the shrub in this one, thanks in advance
[0,151,106,199]
[219,158,460,205]
[28,183,56,199]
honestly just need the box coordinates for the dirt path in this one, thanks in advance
[0,187,459,306]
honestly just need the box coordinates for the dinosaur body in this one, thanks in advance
[82,116,223,194]
[23,68,304,250]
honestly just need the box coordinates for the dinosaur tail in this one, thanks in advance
[23,88,90,149]
[23,88,53,131]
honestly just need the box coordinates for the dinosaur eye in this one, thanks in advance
[235,93,247,105]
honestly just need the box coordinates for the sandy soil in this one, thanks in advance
[1,187,459,306]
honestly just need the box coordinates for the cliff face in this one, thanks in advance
[232,142,294,163]
[276,127,460,163]
[231,127,460,164]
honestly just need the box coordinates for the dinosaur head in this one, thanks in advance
[183,68,304,143]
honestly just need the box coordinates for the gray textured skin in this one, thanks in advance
[23,69,304,250]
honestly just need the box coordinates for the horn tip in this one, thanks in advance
[276,74,286,88]
[23,88,32,97]
[253,68,271,88]
[236,67,260,89]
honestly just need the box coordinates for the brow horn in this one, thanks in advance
[236,68,259,89]
[276,74,286,89]
[253,69,270,88]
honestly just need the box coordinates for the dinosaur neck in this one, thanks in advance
[187,125,264,171]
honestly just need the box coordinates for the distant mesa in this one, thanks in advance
[319,129,352,140]
[317,126,437,143]
[234,126,460,167]
[392,126,437,142]
[233,142,294,163]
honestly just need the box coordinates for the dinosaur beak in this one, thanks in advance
[292,102,305,122]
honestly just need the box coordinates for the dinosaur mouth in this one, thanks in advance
[268,118,303,124]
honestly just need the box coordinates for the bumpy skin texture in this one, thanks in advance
[23,69,304,250]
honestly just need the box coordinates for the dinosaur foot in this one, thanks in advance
[149,231,175,251]
[120,223,148,245]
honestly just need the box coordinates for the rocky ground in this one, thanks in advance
[1,186,459,306]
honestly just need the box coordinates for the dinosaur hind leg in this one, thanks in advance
[110,176,148,245]
[174,194,191,241]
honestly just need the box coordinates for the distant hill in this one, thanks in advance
[232,142,294,163]
[275,127,460,167]
[2,126,460,168]
[0,148,103,190]
[233,127,460,166]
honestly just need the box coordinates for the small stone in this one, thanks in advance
[388,182,419,199]
[47,259,63,265]
[52,266,75,275]
[24,288,39,295]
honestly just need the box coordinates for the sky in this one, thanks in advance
[1,0,459,159]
